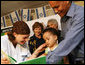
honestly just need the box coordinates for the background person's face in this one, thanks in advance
[34,27,42,36]
[15,34,29,45]
[47,22,58,30]
[49,1,70,17]
[43,32,57,48]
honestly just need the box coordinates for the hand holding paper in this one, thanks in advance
[1,50,17,64]
[1,57,11,64]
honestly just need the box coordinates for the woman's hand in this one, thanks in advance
[1,57,11,64]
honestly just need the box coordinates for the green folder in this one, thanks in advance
[8,56,46,64]
[19,56,46,64]
[8,55,17,64]
[1,47,46,64]
[1,33,5,36]
[1,50,17,64]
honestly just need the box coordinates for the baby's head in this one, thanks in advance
[43,28,59,48]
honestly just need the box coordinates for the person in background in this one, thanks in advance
[26,28,69,64]
[1,21,31,64]
[47,19,63,43]
[28,22,45,56]
[28,1,84,64]
[47,19,59,30]
[44,1,84,64]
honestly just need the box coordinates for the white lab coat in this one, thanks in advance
[1,35,31,63]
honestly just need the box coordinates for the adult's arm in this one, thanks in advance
[46,9,84,64]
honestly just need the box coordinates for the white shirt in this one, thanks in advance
[1,35,31,63]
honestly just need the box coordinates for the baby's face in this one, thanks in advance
[43,32,57,48]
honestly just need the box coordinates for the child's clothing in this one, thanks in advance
[45,44,58,54]
[45,42,64,64]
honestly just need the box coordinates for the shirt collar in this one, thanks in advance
[66,2,75,18]
[34,34,42,39]
[48,44,58,52]
[61,2,75,22]
[51,44,58,51]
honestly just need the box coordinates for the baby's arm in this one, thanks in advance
[26,43,47,60]
[39,53,47,57]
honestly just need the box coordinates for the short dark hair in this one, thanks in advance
[43,28,59,37]
[32,22,44,32]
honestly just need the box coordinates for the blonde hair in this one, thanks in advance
[48,19,58,25]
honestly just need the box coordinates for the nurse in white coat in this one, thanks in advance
[1,21,31,64]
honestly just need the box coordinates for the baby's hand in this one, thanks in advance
[35,43,47,53]
[27,43,47,59]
